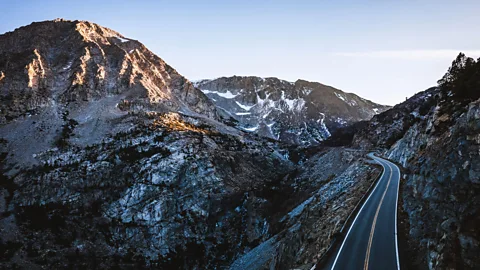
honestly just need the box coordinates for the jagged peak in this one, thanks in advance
[0,19,137,52]
[0,20,217,123]
[195,75,386,106]
[2,18,121,35]
[196,76,344,91]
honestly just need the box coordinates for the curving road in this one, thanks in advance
[322,153,401,270]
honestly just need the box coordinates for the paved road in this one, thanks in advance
[322,153,401,270]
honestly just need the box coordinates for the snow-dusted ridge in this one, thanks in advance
[200,89,239,99]
[195,76,390,145]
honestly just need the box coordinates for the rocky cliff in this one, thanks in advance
[195,76,390,145]
[386,95,480,270]
[348,53,480,269]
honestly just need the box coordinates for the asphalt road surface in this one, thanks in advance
[322,153,401,270]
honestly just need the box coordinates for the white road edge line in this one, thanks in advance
[392,161,401,270]
[330,153,386,270]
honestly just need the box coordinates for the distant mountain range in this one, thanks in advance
[195,76,390,144]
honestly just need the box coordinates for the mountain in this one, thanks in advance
[0,20,382,269]
[3,19,476,270]
[0,19,218,167]
[0,19,216,120]
[194,76,390,144]
[337,53,480,269]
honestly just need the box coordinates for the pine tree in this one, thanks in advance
[438,52,480,101]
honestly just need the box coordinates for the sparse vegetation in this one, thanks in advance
[438,52,480,102]
[54,111,79,149]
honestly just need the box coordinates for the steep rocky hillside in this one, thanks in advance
[229,149,380,270]
[349,53,480,269]
[195,76,390,145]
[0,20,381,269]
[0,110,294,269]
[0,19,215,167]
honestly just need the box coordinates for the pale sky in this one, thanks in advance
[1,0,479,105]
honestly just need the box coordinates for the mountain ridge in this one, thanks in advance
[195,75,390,144]
[0,20,390,269]
[0,18,216,122]
[195,76,386,104]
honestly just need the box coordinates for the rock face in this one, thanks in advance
[351,86,480,269]
[0,20,381,269]
[352,87,438,149]
[195,76,390,145]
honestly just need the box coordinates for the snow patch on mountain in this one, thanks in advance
[116,36,130,43]
[334,117,347,125]
[283,98,305,112]
[302,88,313,96]
[243,126,259,132]
[335,92,347,102]
[201,89,239,99]
[235,101,255,111]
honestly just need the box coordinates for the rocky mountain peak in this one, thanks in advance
[0,20,217,167]
[195,76,390,144]
[0,19,216,125]
[1,19,131,52]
